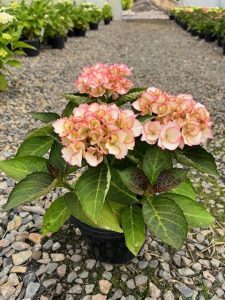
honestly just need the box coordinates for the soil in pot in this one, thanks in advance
[204,32,217,42]
[70,216,135,264]
[22,38,40,57]
[51,36,65,49]
[217,35,223,47]
[89,23,99,30]
[104,19,111,25]
[73,28,86,37]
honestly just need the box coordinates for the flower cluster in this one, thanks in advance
[76,63,133,98]
[0,12,14,25]
[53,103,142,167]
[132,87,212,150]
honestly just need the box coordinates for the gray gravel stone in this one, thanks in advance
[174,283,194,298]
[86,259,96,269]
[127,279,136,289]
[24,282,40,298]
[67,271,77,283]
[85,284,95,294]
[23,273,36,287]
[69,284,82,294]
[71,254,82,262]
[135,274,148,286]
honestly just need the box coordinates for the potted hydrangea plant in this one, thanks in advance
[81,3,102,31]
[1,64,218,264]
[102,3,113,25]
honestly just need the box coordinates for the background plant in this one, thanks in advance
[122,0,133,11]
[102,3,113,20]
[80,3,102,24]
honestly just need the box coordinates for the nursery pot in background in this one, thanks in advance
[74,28,86,37]
[70,216,135,264]
[223,43,225,56]
[204,32,217,43]
[51,36,65,49]
[89,22,99,30]
[191,29,198,37]
[217,35,223,47]
[22,38,40,57]
[104,19,111,25]
[198,32,205,39]
[68,30,74,37]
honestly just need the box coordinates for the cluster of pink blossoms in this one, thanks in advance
[132,87,213,150]
[53,103,142,167]
[75,63,133,98]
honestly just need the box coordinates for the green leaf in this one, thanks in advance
[107,168,138,205]
[119,167,149,195]
[61,101,77,117]
[4,172,57,211]
[65,192,122,232]
[17,137,53,157]
[117,88,146,106]
[176,146,218,176]
[26,124,59,142]
[161,194,214,228]
[143,145,173,185]
[49,141,67,173]
[0,74,7,91]
[32,112,60,123]
[169,179,196,201]
[13,40,35,49]
[122,205,145,255]
[154,168,189,193]
[143,195,188,249]
[76,163,111,222]
[63,93,92,105]
[7,60,22,68]
[0,156,48,181]
[42,195,70,235]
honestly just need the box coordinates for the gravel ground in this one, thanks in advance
[0,20,225,300]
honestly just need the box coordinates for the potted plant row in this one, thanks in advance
[169,7,225,55]
[0,63,218,264]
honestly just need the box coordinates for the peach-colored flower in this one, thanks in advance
[53,103,141,167]
[158,122,182,150]
[75,63,133,98]
[141,121,161,145]
[182,121,202,146]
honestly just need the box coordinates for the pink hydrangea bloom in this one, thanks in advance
[53,103,142,167]
[132,88,212,150]
[75,63,133,98]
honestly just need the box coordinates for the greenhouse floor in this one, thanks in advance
[0,20,225,300]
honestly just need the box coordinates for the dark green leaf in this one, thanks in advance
[0,156,48,181]
[0,74,7,91]
[65,192,122,232]
[154,168,188,193]
[143,195,188,249]
[26,124,59,142]
[176,146,218,176]
[32,112,60,123]
[122,205,145,255]
[169,179,196,201]
[119,167,149,195]
[4,172,57,211]
[63,93,92,105]
[143,145,173,185]
[107,168,138,205]
[117,88,146,106]
[7,60,22,68]
[42,195,71,235]
[76,164,111,222]
[161,193,214,228]
[49,141,67,173]
[17,137,53,157]
[62,101,77,117]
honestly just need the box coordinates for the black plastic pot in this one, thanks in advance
[198,32,205,39]
[70,216,135,264]
[51,36,65,49]
[22,38,40,57]
[223,43,225,55]
[89,22,99,30]
[74,28,86,37]
[68,30,74,37]
[217,35,223,47]
[169,15,175,20]
[191,29,198,37]
[104,19,111,25]
[204,32,217,42]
